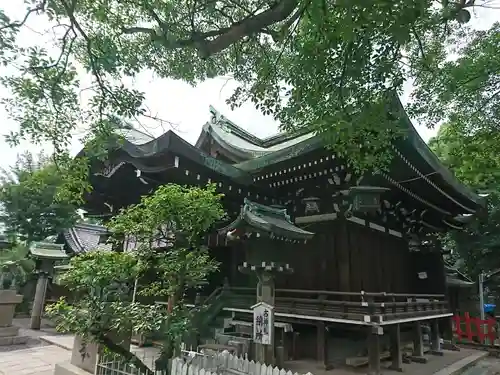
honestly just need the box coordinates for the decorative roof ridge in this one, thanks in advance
[243,198,292,223]
[65,227,85,253]
[195,106,311,150]
[72,222,108,232]
[61,222,112,255]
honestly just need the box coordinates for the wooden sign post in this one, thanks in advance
[252,302,274,364]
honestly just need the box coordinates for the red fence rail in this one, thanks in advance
[453,313,497,344]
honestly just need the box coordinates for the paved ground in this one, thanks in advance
[460,357,500,375]
[0,318,494,375]
[0,318,72,375]
[0,344,71,375]
[284,349,490,375]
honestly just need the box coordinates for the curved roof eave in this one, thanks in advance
[195,108,314,161]
[392,95,486,210]
[194,123,210,149]
[235,97,484,213]
[84,128,254,184]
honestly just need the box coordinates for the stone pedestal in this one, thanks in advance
[410,322,427,363]
[55,332,131,375]
[0,289,28,346]
[70,336,100,373]
[430,319,443,356]
[0,289,22,326]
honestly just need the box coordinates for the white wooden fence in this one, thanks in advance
[95,351,313,375]
[95,353,165,375]
[171,353,313,375]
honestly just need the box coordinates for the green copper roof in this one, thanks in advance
[391,95,484,208]
[196,106,315,161]
[220,198,314,241]
[29,242,68,260]
[234,135,323,172]
[87,95,484,222]
[231,96,483,210]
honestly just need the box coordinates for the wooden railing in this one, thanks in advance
[219,287,449,324]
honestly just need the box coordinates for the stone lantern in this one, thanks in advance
[220,199,314,365]
[28,242,69,330]
[0,260,28,346]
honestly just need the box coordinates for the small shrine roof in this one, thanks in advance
[62,223,112,254]
[220,198,314,241]
[29,242,68,260]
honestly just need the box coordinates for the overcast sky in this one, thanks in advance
[0,2,499,170]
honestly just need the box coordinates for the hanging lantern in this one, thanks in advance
[349,186,390,213]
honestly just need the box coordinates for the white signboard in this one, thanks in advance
[252,302,274,345]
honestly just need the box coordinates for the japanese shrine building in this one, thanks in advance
[81,97,485,372]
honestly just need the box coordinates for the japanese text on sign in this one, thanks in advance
[253,303,274,345]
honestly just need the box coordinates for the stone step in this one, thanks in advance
[0,334,29,346]
[0,325,19,337]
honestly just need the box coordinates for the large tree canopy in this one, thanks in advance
[0,0,498,172]
[430,123,500,278]
[0,151,85,242]
[429,122,500,192]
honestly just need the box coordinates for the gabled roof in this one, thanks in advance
[62,223,112,254]
[195,106,314,162]
[97,130,252,183]
[61,222,171,254]
[29,242,68,260]
[219,198,314,242]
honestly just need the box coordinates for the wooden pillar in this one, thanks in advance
[30,272,48,330]
[389,324,403,372]
[410,322,427,363]
[316,322,329,369]
[431,319,443,356]
[255,272,275,365]
[368,326,382,375]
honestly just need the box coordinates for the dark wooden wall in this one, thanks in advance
[212,220,446,296]
[409,251,447,295]
[271,220,413,293]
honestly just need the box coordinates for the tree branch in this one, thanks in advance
[96,334,154,375]
[201,0,301,57]
[122,0,301,58]
[0,0,47,32]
